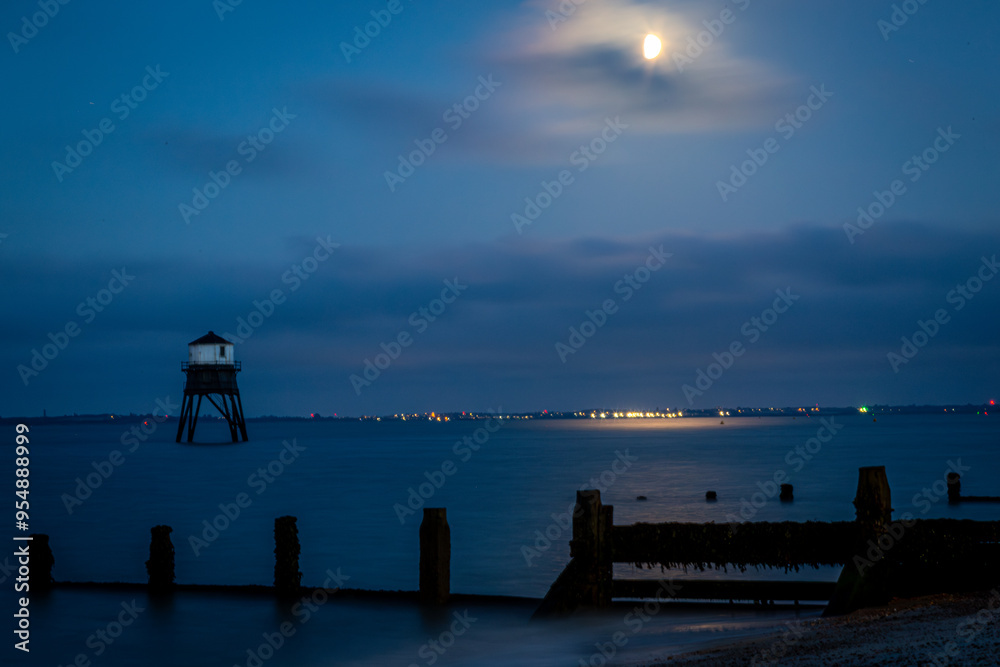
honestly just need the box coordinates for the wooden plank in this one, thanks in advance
[611,521,856,568]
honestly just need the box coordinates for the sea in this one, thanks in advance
[4,413,998,666]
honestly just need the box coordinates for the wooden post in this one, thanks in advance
[947,473,961,503]
[854,466,892,533]
[599,503,613,606]
[534,489,614,617]
[145,525,175,593]
[570,490,612,608]
[274,516,302,596]
[826,466,893,615]
[419,508,450,605]
[29,534,54,592]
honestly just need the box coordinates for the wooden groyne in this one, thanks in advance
[948,473,1000,503]
[535,466,1000,617]
[36,507,455,606]
[30,468,1000,617]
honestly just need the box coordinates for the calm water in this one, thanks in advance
[5,414,998,665]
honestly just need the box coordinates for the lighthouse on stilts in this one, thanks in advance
[175,331,248,443]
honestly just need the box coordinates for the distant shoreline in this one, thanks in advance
[1,404,993,425]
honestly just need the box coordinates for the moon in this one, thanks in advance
[643,34,662,60]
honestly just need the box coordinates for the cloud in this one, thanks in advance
[304,79,446,145]
[298,0,799,166]
[135,115,310,179]
[2,223,998,415]
[487,0,798,139]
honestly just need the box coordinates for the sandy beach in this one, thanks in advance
[635,588,1000,666]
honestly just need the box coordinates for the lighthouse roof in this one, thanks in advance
[188,331,233,346]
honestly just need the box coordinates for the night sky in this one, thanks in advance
[2,0,998,417]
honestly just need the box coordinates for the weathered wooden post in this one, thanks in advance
[826,466,893,615]
[571,490,613,608]
[533,489,614,618]
[854,466,892,533]
[947,473,961,503]
[419,508,450,605]
[145,525,175,593]
[274,516,302,596]
[29,534,54,592]
[599,500,613,605]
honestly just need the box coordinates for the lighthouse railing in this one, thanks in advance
[181,361,241,371]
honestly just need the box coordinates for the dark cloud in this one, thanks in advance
[477,0,798,146]
[304,78,446,144]
[295,0,798,167]
[135,114,316,180]
[3,224,997,416]
[496,43,794,133]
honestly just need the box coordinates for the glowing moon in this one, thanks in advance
[643,34,661,60]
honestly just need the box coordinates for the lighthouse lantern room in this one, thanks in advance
[175,331,248,443]
[188,335,234,365]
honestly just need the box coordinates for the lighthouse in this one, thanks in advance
[175,331,249,443]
